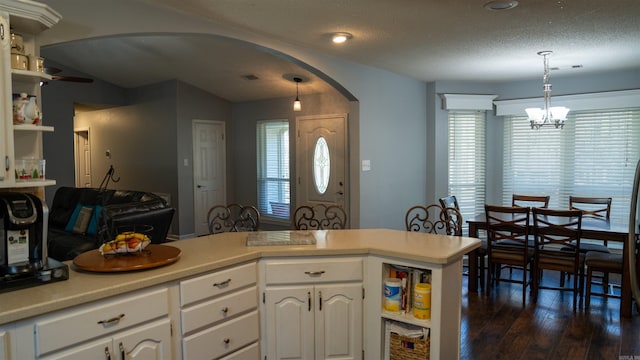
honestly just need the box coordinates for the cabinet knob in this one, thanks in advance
[223,338,230,344]
[221,306,229,314]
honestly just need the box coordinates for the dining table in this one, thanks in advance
[466,214,637,318]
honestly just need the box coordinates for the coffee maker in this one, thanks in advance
[0,192,68,292]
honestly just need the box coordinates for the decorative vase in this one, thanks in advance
[13,93,41,125]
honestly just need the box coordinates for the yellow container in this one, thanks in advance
[413,283,431,319]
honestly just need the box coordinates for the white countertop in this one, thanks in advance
[0,229,480,325]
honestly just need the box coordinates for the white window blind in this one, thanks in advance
[448,110,486,233]
[257,120,290,219]
[503,108,640,225]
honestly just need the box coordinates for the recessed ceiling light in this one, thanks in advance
[483,1,519,11]
[331,32,353,44]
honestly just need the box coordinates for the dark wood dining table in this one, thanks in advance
[466,214,637,317]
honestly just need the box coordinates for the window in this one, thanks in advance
[257,120,290,219]
[503,108,640,225]
[448,110,486,233]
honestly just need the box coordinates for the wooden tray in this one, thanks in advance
[73,244,182,272]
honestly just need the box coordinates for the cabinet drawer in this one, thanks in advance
[263,257,363,284]
[182,310,259,360]
[219,342,260,360]
[181,286,258,334]
[180,262,256,306]
[35,288,169,356]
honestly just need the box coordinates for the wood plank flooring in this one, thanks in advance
[460,271,640,359]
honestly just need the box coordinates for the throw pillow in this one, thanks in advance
[64,203,84,232]
[72,206,94,234]
[86,205,103,236]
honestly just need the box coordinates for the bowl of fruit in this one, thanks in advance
[99,225,153,256]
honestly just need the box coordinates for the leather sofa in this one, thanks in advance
[47,186,175,261]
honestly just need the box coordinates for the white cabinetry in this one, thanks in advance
[0,0,59,188]
[364,256,463,359]
[260,257,363,360]
[179,261,259,359]
[33,287,171,360]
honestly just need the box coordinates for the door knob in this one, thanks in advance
[337,191,344,195]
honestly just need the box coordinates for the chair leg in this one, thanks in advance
[586,268,593,309]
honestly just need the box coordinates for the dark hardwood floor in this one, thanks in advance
[460,270,640,359]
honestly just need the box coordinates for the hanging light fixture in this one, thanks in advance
[525,51,570,129]
[293,77,302,112]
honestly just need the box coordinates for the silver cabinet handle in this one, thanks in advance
[5,156,9,172]
[318,291,323,311]
[119,342,125,359]
[304,270,325,276]
[0,23,4,41]
[97,313,125,326]
[104,346,111,360]
[308,291,312,311]
[213,278,231,287]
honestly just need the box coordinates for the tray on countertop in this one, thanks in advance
[246,231,317,246]
[73,244,181,272]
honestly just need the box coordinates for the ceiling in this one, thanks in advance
[40,0,640,102]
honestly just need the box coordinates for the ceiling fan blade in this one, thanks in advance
[52,75,94,83]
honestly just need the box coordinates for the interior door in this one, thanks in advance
[296,114,348,221]
[193,120,226,236]
[73,129,91,187]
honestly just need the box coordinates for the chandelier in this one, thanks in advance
[525,51,570,129]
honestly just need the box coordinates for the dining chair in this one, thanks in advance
[405,203,462,236]
[293,203,347,230]
[569,196,612,252]
[207,203,260,234]
[584,251,622,309]
[532,207,584,312]
[439,195,487,290]
[512,194,550,209]
[485,205,533,307]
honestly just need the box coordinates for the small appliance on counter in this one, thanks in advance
[0,192,68,293]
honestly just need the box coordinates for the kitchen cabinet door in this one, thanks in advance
[264,285,315,360]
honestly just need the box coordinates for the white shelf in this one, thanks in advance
[381,311,431,328]
[13,124,54,132]
[11,69,52,83]
[12,179,55,187]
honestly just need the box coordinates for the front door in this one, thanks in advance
[296,114,348,223]
[193,120,226,236]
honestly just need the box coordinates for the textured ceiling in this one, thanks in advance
[40,0,640,102]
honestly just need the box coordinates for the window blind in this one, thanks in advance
[256,120,290,219]
[503,108,640,225]
[448,110,486,233]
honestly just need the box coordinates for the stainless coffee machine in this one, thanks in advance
[0,192,68,292]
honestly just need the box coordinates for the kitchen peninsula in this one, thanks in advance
[0,229,479,359]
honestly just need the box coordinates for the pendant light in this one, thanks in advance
[525,51,570,129]
[293,77,302,112]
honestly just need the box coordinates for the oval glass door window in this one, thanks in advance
[313,137,330,194]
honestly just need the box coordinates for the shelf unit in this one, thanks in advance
[0,0,61,192]
[364,255,463,360]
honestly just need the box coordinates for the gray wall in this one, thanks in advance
[44,77,232,238]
